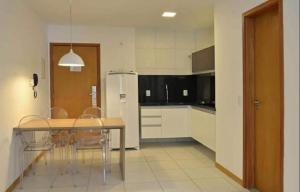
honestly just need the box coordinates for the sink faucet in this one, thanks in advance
[165,84,169,103]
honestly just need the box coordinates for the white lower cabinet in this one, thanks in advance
[141,106,189,139]
[161,107,189,138]
[141,106,216,152]
[191,107,216,151]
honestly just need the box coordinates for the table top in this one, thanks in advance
[14,118,125,131]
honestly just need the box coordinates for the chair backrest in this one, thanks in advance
[82,106,103,118]
[18,115,51,146]
[51,107,68,119]
[72,114,103,145]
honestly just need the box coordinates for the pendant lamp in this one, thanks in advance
[58,0,84,67]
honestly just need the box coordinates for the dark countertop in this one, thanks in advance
[139,102,216,113]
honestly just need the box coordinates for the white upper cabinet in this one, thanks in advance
[135,28,197,75]
[155,29,175,49]
[135,29,156,49]
[175,30,195,49]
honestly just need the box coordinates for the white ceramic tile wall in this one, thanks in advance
[135,28,214,75]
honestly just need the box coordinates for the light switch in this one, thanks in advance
[146,90,151,97]
[183,90,188,96]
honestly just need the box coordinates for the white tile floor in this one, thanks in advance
[14,142,249,192]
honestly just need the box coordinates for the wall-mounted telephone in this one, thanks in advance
[32,73,38,98]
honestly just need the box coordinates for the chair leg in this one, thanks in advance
[103,147,106,184]
[107,132,112,173]
[49,149,54,189]
[44,151,48,166]
[32,152,36,175]
[82,150,85,164]
[20,150,25,189]
[75,148,79,174]
[103,134,109,184]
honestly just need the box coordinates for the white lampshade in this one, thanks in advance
[58,49,85,67]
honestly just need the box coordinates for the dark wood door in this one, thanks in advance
[50,43,101,118]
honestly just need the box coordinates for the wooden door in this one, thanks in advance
[50,43,101,118]
[243,1,283,191]
[254,5,281,192]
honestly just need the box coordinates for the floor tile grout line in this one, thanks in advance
[16,142,246,192]
[163,144,247,192]
[143,150,166,192]
[165,145,205,192]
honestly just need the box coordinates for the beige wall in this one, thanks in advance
[135,28,214,75]
[283,0,299,191]
[214,0,299,191]
[214,0,264,178]
[0,0,49,191]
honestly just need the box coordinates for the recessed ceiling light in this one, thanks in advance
[162,12,177,18]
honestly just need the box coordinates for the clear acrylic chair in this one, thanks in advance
[50,107,70,173]
[82,106,103,117]
[71,114,109,183]
[82,106,112,171]
[18,115,54,188]
[51,107,68,119]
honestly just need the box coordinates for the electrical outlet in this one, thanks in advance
[183,90,188,96]
[146,90,151,97]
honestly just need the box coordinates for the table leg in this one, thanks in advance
[120,128,125,180]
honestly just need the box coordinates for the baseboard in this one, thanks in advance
[215,162,243,186]
[5,152,46,192]
[141,137,195,143]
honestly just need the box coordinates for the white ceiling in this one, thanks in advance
[26,0,214,29]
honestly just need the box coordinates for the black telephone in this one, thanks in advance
[32,73,38,98]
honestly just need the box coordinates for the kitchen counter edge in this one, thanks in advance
[140,103,216,114]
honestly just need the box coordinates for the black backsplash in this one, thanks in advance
[195,74,215,106]
[138,74,215,107]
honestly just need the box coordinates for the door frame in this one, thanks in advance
[50,43,101,108]
[243,0,284,190]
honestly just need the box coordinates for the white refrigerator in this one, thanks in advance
[106,72,139,149]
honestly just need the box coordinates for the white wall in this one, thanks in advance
[48,25,136,112]
[214,0,299,191]
[0,0,49,191]
[283,0,299,191]
[214,0,264,178]
[135,28,214,75]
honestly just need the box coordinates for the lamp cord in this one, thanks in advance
[69,0,73,50]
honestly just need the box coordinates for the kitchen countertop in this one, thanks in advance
[140,103,216,114]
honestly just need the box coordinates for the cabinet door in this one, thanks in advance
[141,126,162,139]
[161,107,188,138]
[191,109,216,151]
